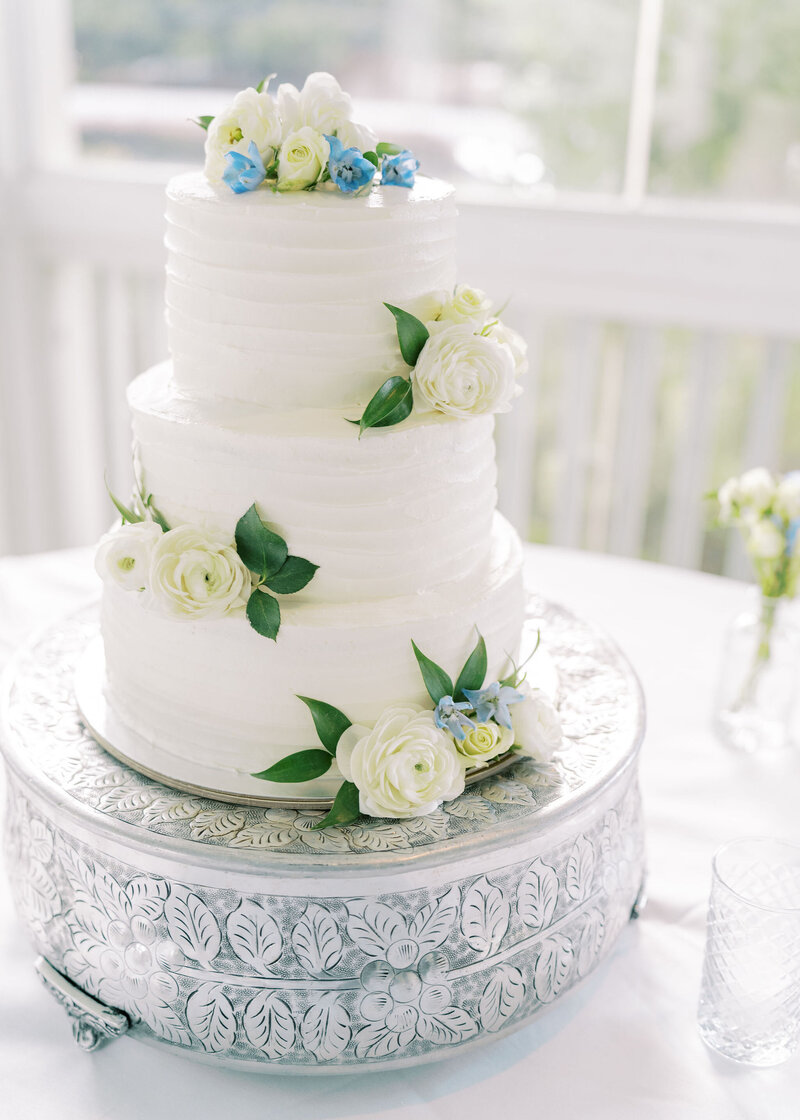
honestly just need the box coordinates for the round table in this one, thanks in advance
[1,545,798,1119]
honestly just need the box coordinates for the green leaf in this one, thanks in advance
[255,73,276,93]
[454,632,488,699]
[246,589,281,640]
[499,630,541,688]
[353,375,413,436]
[362,150,379,168]
[191,115,214,131]
[411,640,454,705]
[296,695,352,755]
[144,495,170,533]
[104,474,142,524]
[311,780,360,829]
[376,142,403,157]
[235,503,288,579]
[384,303,430,367]
[264,556,319,595]
[251,749,332,783]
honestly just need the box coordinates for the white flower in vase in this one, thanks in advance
[774,473,800,522]
[738,467,776,516]
[747,519,786,561]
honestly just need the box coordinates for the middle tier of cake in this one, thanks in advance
[130,363,499,603]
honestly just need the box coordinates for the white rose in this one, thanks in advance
[335,118,377,154]
[277,127,330,191]
[485,319,529,379]
[455,722,515,770]
[412,322,518,418]
[738,467,775,514]
[275,81,301,139]
[336,706,465,819]
[297,71,353,135]
[512,684,562,763]
[439,284,493,326]
[149,525,251,619]
[775,473,800,522]
[717,476,742,523]
[746,519,785,561]
[204,87,282,182]
[95,521,162,592]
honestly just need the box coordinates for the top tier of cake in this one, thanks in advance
[165,171,457,411]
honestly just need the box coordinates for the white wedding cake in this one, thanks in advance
[94,74,556,820]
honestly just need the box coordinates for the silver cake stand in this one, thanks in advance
[0,596,646,1072]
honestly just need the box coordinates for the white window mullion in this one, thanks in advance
[623,0,664,206]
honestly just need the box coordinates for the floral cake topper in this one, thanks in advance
[196,72,419,196]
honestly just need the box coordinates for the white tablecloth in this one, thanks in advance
[1,545,799,1120]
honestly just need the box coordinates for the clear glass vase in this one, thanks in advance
[715,588,800,752]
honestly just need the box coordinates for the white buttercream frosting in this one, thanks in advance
[129,363,498,604]
[102,514,524,773]
[165,171,457,410]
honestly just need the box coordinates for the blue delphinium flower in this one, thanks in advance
[381,149,419,188]
[324,134,376,194]
[222,141,266,194]
[462,681,525,730]
[435,695,477,741]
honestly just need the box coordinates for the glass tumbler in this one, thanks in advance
[698,837,800,1065]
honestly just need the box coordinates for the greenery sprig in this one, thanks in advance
[235,503,318,640]
[105,473,170,532]
[350,304,428,435]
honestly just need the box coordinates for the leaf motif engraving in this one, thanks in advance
[19,861,60,923]
[186,983,236,1052]
[227,824,296,849]
[576,908,605,976]
[566,836,595,902]
[461,876,509,954]
[226,899,282,973]
[534,934,574,1003]
[300,995,351,1061]
[348,825,412,851]
[140,797,202,826]
[140,999,191,1046]
[444,797,496,824]
[292,903,343,974]
[479,779,535,806]
[188,810,248,840]
[126,876,169,920]
[417,1006,479,1046]
[242,991,296,1059]
[409,886,460,955]
[96,786,155,813]
[353,1023,415,1059]
[346,900,407,957]
[517,858,558,932]
[478,964,526,1032]
[165,888,221,966]
[28,818,53,863]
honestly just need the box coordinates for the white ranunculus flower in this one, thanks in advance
[149,525,251,619]
[439,284,493,326]
[717,476,742,523]
[335,118,378,154]
[277,127,330,191]
[95,521,163,592]
[204,87,282,182]
[485,319,529,379]
[775,473,800,522]
[336,706,465,819]
[746,519,785,561]
[512,683,562,763]
[412,322,518,418]
[454,722,515,770]
[738,467,775,514]
[297,71,353,136]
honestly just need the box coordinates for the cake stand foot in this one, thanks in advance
[35,956,130,1051]
[630,878,648,920]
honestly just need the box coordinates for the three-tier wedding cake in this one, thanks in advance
[93,72,557,822]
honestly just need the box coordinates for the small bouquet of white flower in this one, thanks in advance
[710,468,800,741]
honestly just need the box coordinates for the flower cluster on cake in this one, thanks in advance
[93,73,561,827]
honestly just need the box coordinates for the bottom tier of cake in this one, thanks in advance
[97,513,525,794]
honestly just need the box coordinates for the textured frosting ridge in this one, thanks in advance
[165,171,457,410]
